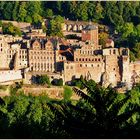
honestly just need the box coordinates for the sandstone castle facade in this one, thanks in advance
[0,23,140,90]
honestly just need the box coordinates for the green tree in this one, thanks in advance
[47,15,64,37]
[38,75,51,85]
[120,22,134,39]
[45,9,53,18]
[2,2,14,20]
[76,2,88,21]
[133,42,140,59]
[26,1,42,25]
[62,82,139,138]
[2,22,22,36]
[17,2,27,22]
[136,24,140,37]
[12,1,19,21]
[99,32,109,47]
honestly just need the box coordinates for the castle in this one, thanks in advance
[0,23,140,90]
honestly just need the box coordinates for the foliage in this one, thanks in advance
[99,32,109,47]
[47,15,64,37]
[37,75,51,86]
[72,75,85,89]
[2,22,21,36]
[0,79,140,138]
[57,78,63,86]
[63,86,73,101]
[45,9,53,18]
[51,78,63,86]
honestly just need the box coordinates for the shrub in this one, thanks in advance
[63,86,73,101]
[57,78,63,86]
[38,75,51,85]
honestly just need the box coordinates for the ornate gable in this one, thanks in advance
[45,40,53,50]
[32,40,41,50]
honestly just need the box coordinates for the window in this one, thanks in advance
[71,66,73,69]
[85,64,87,67]
[113,50,116,54]
[80,64,82,67]
[113,68,115,71]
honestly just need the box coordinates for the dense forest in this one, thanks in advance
[1,1,140,26]
[1,79,140,138]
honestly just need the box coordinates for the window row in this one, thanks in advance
[79,50,94,55]
[19,50,27,54]
[30,51,54,55]
[76,58,101,62]
[19,55,27,59]
[30,56,54,60]
[31,63,53,69]
[80,64,100,67]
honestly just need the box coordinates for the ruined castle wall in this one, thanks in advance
[64,61,104,83]
[104,55,120,87]
[0,70,22,83]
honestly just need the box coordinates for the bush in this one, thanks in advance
[51,78,63,86]
[72,75,85,89]
[57,78,63,86]
[38,75,51,85]
[63,86,73,101]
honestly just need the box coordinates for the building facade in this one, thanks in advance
[0,24,140,90]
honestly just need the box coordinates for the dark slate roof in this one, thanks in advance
[83,24,97,30]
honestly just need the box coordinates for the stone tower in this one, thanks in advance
[81,24,99,50]
[103,48,121,87]
[120,48,131,87]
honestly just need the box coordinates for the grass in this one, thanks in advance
[0,85,8,91]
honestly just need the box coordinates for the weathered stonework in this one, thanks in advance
[0,23,140,90]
